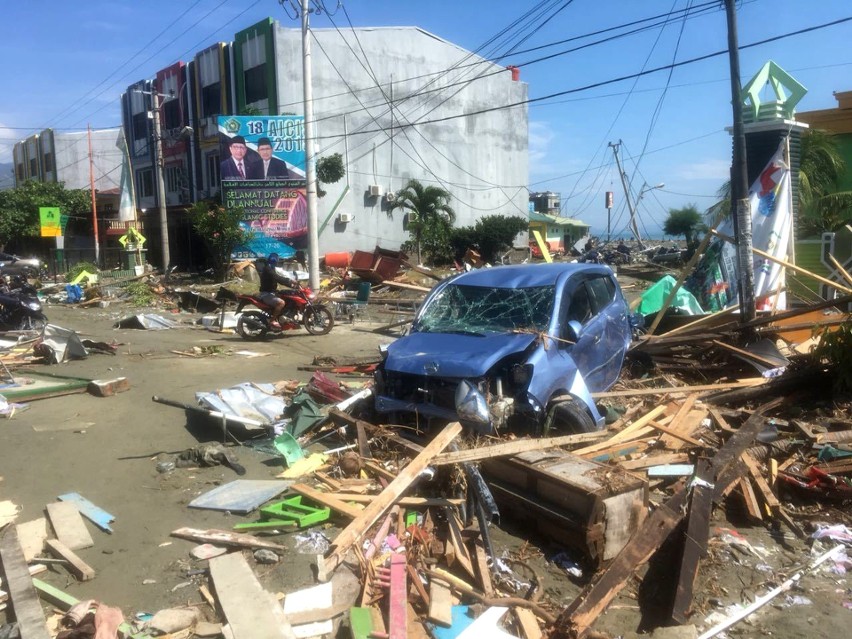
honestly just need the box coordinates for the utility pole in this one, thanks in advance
[87,124,100,266]
[609,141,644,249]
[301,0,320,290]
[725,0,755,322]
[152,90,170,272]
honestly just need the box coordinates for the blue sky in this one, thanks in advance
[1,0,850,237]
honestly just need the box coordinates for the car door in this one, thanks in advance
[559,275,611,391]
[586,274,630,389]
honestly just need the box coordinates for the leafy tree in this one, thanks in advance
[0,181,91,252]
[664,204,705,251]
[315,153,345,199]
[388,179,455,264]
[450,215,529,263]
[190,201,253,281]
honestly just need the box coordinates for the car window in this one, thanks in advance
[566,282,594,325]
[587,276,616,312]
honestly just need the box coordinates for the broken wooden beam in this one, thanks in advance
[44,539,95,582]
[320,421,463,579]
[431,432,604,466]
[0,526,52,639]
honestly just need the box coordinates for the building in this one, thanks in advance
[12,127,133,261]
[120,18,529,268]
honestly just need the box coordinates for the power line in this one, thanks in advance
[309,16,852,143]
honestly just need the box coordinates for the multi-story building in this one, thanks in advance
[119,17,528,267]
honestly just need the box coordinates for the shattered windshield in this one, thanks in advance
[415,284,555,335]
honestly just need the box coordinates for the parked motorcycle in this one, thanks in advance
[0,275,48,331]
[234,281,334,340]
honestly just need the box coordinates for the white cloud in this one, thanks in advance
[528,120,554,165]
[0,123,18,164]
[674,158,730,181]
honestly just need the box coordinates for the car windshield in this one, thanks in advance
[415,284,555,335]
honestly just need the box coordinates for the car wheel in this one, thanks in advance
[545,398,597,434]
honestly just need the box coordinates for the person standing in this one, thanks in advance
[256,137,297,179]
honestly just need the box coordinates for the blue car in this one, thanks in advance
[374,263,633,434]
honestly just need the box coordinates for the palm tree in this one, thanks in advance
[707,129,852,234]
[389,179,456,264]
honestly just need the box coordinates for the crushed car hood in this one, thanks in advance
[384,332,538,378]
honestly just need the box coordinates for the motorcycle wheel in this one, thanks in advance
[303,306,334,335]
[18,315,46,331]
[236,311,269,340]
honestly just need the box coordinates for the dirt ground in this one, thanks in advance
[1,287,849,637]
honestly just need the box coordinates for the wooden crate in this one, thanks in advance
[482,450,648,566]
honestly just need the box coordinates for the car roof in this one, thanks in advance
[447,263,613,288]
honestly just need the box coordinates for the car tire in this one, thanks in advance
[547,398,597,434]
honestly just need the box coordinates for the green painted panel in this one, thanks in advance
[234,18,277,115]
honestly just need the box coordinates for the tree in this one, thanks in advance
[388,179,456,264]
[0,181,91,252]
[190,201,253,281]
[316,153,345,198]
[450,215,529,263]
[664,204,705,252]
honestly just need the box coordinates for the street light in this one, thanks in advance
[638,182,665,200]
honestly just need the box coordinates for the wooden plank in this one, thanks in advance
[621,453,689,471]
[515,607,543,639]
[407,564,430,608]
[290,483,364,519]
[671,460,714,624]
[658,395,698,449]
[322,494,463,508]
[208,552,291,639]
[443,510,475,580]
[739,478,764,521]
[590,380,764,398]
[431,432,605,466]
[388,553,408,639]
[57,493,114,533]
[44,539,94,581]
[0,526,52,639]
[427,579,453,628]
[473,539,494,598]
[170,528,288,552]
[46,502,94,550]
[16,519,48,563]
[711,340,783,369]
[349,606,375,639]
[571,405,668,456]
[407,602,430,639]
[742,452,781,512]
[321,422,463,579]
[647,420,705,448]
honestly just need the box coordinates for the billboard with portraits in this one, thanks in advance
[218,115,307,257]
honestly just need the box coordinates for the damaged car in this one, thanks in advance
[374,263,634,434]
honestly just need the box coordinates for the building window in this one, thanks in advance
[137,168,154,198]
[201,83,221,117]
[132,112,148,142]
[165,166,183,193]
[163,99,181,130]
[206,152,220,191]
[16,164,25,180]
[43,152,54,173]
[29,158,37,176]
[244,64,267,105]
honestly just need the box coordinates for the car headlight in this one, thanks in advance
[455,380,490,425]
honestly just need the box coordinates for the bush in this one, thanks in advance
[812,319,852,394]
[123,281,156,307]
[450,215,528,263]
[66,261,99,282]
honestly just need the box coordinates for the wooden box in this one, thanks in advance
[482,450,648,566]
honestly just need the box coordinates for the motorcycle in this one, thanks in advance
[234,281,334,340]
[0,275,48,331]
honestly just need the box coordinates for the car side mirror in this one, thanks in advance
[564,320,583,344]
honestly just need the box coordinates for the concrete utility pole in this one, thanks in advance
[725,0,755,322]
[610,141,644,249]
[301,0,320,290]
[152,90,170,272]
[87,124,100,266]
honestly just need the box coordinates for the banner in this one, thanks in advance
[39,207,61,237]
[688,141,792,312]
[218,115,307,257]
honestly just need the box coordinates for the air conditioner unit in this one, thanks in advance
[368,184,383,197]
[338,212,353,223]
[384,191,396,203]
